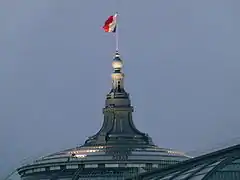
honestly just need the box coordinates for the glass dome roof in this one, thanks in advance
[132,144,240,180]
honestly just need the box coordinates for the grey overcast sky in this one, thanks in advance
[1,0,240,178]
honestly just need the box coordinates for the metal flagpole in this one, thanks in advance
[115,12,119,52]
[115,0,119,52]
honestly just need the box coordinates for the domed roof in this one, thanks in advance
[132,144,240,180]
[17,51,190,180]
[18,143,190,179]
[36,144,189,162]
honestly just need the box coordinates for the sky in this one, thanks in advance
[0,0,240,179]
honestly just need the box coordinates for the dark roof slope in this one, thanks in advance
[128,144,240,180]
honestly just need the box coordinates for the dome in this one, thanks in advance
[17,50,190,180]
[132,144,240,180]
[17,144,190,179]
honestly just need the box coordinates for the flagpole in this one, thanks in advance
[115,12,119,52]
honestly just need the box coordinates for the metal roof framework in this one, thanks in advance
[130,144,240,180]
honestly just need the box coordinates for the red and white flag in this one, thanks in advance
[102,13,117,32]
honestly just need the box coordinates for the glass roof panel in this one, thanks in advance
[188,174,206,180]
[195,165,215,175]
[157,171,181,180]
[208,159,224,166]
[194,160,223,176]
[232,158,240,163]
[159,160,225,180]
[173,172,192,179]
[178,164,205,175]
[221,163,240,171]
[157,177,171,180]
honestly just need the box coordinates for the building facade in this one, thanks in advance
[17,51,189,179]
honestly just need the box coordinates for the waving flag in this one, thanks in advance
[103,13,117,32]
